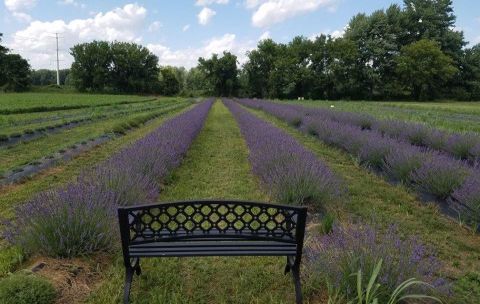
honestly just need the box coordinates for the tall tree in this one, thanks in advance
[110,42,160,93]
[0,33,31,92]
[198,51,238,96]
[243,39,279,98]
[396,39,457,100]
[70,41,111,91]
[159,66,180,96]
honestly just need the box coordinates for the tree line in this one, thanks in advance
[2,0,480,100]
[0,34,30,92]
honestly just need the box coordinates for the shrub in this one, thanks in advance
[303,224,447,302]
[0,273,56,304]
[449,171,480,231]
[383,145,426,182]
[358,135,394,169]
[4,183,118,258]
[411,153,470,199]
[446,133,480,160]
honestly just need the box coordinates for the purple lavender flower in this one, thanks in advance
[449,170,480,230]
[411,152,470,199]
[224,99,343,208]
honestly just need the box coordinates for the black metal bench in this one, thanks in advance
[118,200,308,304]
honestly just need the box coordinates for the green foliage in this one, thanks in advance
[346,259,442,304]
[0,273,56,304]
[198,51,239,96]
[453,272,480,304]
[396,39,458,100]
[236,1,477,101]
[70,41,160,93]
[159,66,181,96]
[0,34,31,93]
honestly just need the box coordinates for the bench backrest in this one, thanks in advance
[118,200,307,249]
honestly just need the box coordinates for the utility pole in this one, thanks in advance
[55,33,60,86]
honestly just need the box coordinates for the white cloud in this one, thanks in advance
[4,0,36,11]
[249,0,339,28]
[258,31,270,41]
[4,0,36,22]
[57,0,86,9]
[8,3,147,69]
[12,11,32,22]
[182,24,190,32]
[195,0,228,6]
[309,27,345,40]
[148,21,162,32]
[148,33,255,68]
[244,0,264,9]
[197,7,216,25]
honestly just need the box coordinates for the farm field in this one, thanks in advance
[0,94,479,304]
[280,100,480,133]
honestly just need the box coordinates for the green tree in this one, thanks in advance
[70,41,111,91]
[243,39,279,98]
[396,39,457,100]
[110,42,160,93]
[159,66,180,96]
[0,33,31,92]
[184,67,208,96]
[198,51,238,96]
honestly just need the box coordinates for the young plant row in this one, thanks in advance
[0,99,182,145]
[223,99,343,208]
[0,97,157,115]
[237,99,480,231]
[3,100,213,258]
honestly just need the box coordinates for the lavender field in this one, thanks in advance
[0,97,479,304]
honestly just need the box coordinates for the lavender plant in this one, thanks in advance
[4,100,213,257]
[303,224,447,302]
[411,153,470,199]
[4,183,118,257]
[224,99,343,208]
[383,145,426,183]
[449,171,480,231]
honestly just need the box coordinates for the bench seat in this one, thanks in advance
[129,240,298,257]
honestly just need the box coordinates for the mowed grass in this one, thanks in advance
[87,101,300,304]
[0,92,147,113]
[280,100,480,133]
[246,106,480,303]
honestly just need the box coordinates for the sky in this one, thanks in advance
[1,0,479,70]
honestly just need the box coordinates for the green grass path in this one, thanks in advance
[88,101,298,304]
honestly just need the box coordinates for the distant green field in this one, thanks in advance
[0,92,150,113]
[280,100,480,133]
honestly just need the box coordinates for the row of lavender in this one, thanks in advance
[288,102,480,164]
[223,99,343,208]
[4,100,213,257]
[237,99,480,231]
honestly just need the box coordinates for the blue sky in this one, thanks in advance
[1,0,479,69]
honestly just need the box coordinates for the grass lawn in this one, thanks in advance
[87,100,300,304]
[246,105,480,304]
[279,100,480,133]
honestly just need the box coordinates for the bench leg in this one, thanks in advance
[291,265,303,304]
[123,267,134,304]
